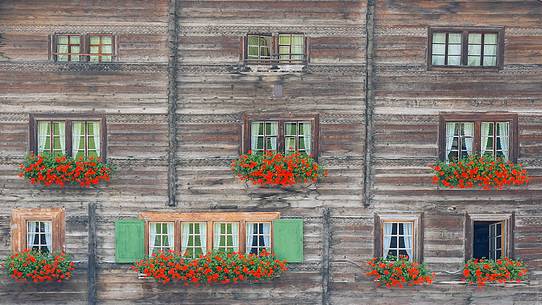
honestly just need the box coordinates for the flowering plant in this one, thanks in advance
[366,256,434,288]
[231,151,327,186]
[431,155,528,190]
[463,257,528,287]
[3,249,75,283]
[18,153,113,187]
[131,250,287,285]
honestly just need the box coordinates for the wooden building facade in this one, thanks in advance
[0,0,541,304]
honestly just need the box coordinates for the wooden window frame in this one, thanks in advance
[50,33,117,63]
[438,112,518,162]
[242,113,319,159]
[241,33,309,65]
[465,213,513,260]
[29,113,107,159]
[139,212,280,257]
[88,33,115,63]
[427,27,505,70]
[374,214,423,262]
[11,208,65,253]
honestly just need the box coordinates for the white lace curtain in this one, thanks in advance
[445,122,456,161]
[72,122,83,157]
[383,223,393,258]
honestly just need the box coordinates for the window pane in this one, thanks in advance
[279,46,290,55]
[448,33,462,44]
[90,36,100,44]
[57,36,69,44]
[90,46,100,54]
[447,55,461,66]
[102,45,112,54]
[432,32,446,43]
[432,44,445,55]
[468,33,482,44]
[447,44,461,56]
[468,56,481,66]
[484,45,497,56]
[483,56,497,66]
[102,36,112,44]
[279,35,290,45]
[57,45,69,53]
[69,36,80,44]
[432,55,445,65]
[468,44,481,56]
[71,46,80,54]
[484,33,497,44]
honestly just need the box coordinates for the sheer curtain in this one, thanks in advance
[232,223,239,251]
[38,122,50,153]
[149,223,157,255]
[27,221,37,249]
[92,122,101,157]
[44,221,52,252]
[181,223,190,255]
[268,123,278,151]
[213,223,222,249]
[498,122,509,160]
[199,223,207,254]
[302,122,311,154]
[481,122,491,156]
[166,223,174,250]
[262,223,271,251]
[464,123,474,156]
[251,123,262,152]
[58,123,66,153]
[383,223,393,258]
[403,223,413,261]
[445,123,456,161]
[246,223,254,254]
[72,122,82,157]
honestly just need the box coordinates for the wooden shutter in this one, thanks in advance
[240,36,246,62]
[115,219,145,263]
[273,219,303,263]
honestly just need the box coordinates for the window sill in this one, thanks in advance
[427,65,501,72]
[243,182,317,195]
[435,185,527,192]
[438,280,529,287]
[239,63,307,74]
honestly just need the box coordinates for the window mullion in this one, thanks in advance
[480,33,485,66]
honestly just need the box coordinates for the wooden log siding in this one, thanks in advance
[0,0,541,304]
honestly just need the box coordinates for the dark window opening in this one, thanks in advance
[474,221,504,259]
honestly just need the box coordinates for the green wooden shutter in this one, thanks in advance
[273,219,304,263]
[115,219,145,263]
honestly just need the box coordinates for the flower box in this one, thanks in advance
[463,257,528,287]
[3,249,75,283]
[431,155,528,190]
[131,250,287,285]
[231,151,326,187]
[18,153,113,188]
[366,256,434,288]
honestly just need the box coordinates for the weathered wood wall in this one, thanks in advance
[0,0,541,304]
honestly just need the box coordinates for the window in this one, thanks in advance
[11,208,65,253]
[149,222,174,254]
[466,214,512,260]
[242,33,308,64]
[246,223,271,255]
[243,114,319,158]
[439,113,518,162]
[181,222,207,258]
[30,114,107,159]
[52,33,116,63]
[213,222,239,252]
[375,214,422,262]
[428,27,504,69]
[139,212,280,257]
[55,34,82,62]
[89,34,113,63]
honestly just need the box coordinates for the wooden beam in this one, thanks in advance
[363,0,376,207]
[321,208,331,305]
[167,0,179,206]
[87,202,97,305]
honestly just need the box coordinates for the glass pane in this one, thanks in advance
[69,36,80,44]
[484,33,497,44]
[496,223,502,235]
[388,250,398,258]
[279,35,290,45]
[248,46,259,57]
[432,33,446,43]
[90,36,100,44]
[90,46,100,54]
[447,55,461,66]
[57,45,69,53]
[468,33,482,44]
[391,223,397,234]
[256,137,264,149]
[399,223,404,235]
[90,56,99,62]
[483,56,496,66]
[399,236,406,248]
[432,44,445,55]
[57,36,69,44]
[291,35,303,46]
[463,123,474,136]
[71,46,80,54]
[248,36,259,46]
[468,44,481,56]
[57,55,68,61]
[432,55,445,65]
[102,56,112,62]
[390,236,397,248]
[448,44,461,56]
[448,33,462,44]
[285,123,296,135]
[484,45,497,56]
[102,45,112,54]
[286,137,296,152]
[468,56,481,66]
[279,46,290,55]
[102,36,112,44]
